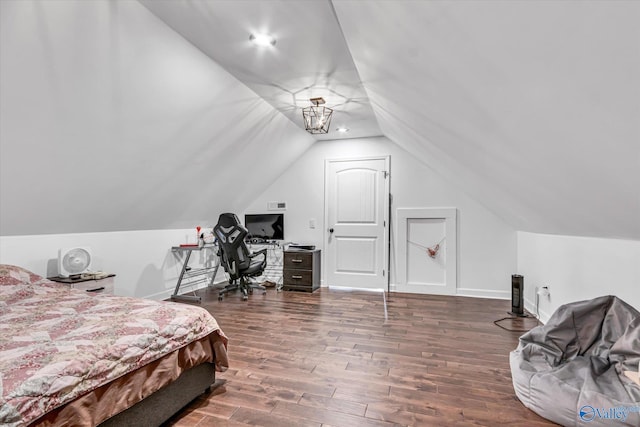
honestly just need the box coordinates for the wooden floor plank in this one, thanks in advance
[230,407,321,427]
[298,392,367,417]
[272,401,399,427]
[163,287,556,426]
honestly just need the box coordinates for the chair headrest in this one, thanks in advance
[217,213,241,228]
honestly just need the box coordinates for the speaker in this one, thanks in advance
[511,274,525,316]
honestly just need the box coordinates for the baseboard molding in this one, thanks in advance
[385,284,510,300]
[142,279,225,301]
[141,288,174,301]
[456,288,510,300]
[524,297,551,324]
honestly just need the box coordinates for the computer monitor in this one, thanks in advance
[244,214,284,241]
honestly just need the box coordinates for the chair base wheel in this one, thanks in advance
[218,296,223,301]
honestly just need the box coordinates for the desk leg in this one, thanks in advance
[207,261,220,288]
[171,250,202,303]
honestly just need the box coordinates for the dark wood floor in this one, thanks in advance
[165,286,555,426]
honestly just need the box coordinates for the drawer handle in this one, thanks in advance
[86,287,105,292]
[291,259,303,263]
[291,275,303,280]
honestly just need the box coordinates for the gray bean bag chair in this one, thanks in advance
[510,295,640,426]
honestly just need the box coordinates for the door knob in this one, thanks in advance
[329,228,334,233]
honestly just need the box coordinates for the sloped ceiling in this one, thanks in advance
[333,0,640,240]
[0,0,314,236]
[144,0,639,240]
[140,0,381,140]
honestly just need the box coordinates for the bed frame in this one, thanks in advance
[99,362,216,426]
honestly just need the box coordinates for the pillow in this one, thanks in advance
[0,264,44,285]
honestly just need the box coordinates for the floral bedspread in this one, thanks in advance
[0,271,224,427]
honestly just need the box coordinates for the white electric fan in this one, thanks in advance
[58,247,93,277]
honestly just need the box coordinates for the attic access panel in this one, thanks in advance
[395,208,457,295]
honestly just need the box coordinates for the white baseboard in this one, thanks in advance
[385,284,510,300]
[524,297,551,324]
[141,279,225,301]
[143,288,178,301]
[456,288,510,300]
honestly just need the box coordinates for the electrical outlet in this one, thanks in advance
[537,286,550,297]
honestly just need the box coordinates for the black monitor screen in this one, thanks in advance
[244,214,284,241]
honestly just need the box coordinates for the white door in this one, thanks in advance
[325,156,390,290]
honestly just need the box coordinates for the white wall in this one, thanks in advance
[245,136,518,297]
[0,229,224,300]
[518,231,640,323]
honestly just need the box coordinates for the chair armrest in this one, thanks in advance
[249,248,268,271]
[249,248,268,258]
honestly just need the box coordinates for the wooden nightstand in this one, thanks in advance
[48,274,115,295]
[283,249,320,292]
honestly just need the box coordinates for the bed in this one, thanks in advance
[0,264,228,427]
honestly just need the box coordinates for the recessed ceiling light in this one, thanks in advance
[336,127,350,133]
[249,33,276,47]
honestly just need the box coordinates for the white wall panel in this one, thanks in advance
[517,231,640,322]
[0,229,223,299]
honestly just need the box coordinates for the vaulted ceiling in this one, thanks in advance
[139,0,381,140]
[1,0,638,240]
[142,0,640,239]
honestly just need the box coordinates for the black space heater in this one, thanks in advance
[510,274,525,317]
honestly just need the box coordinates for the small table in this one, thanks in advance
[283,249,321,292]
[48,273,116,295]
[170,244,220,303]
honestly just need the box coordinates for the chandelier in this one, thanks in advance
[302,97,333,134]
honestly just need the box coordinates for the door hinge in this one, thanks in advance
[383,171,389,179]
[383,269,385,277]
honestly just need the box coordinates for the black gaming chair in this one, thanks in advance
[214,213,267,301]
